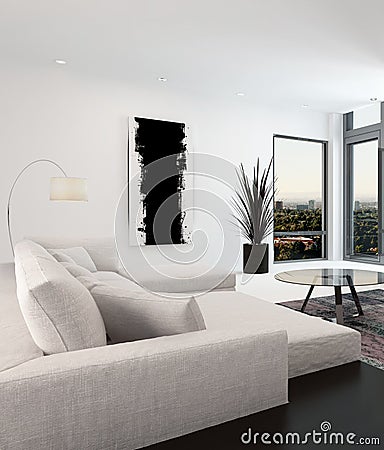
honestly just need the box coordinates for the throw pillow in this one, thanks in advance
[49,252,76,264]
[48,247,97,272]
[89,283,206,344]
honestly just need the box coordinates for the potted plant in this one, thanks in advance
[232,157,275,274]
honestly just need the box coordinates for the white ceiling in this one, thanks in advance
[1,0,384,113]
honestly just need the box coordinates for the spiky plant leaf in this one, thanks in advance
[231,157,275,244]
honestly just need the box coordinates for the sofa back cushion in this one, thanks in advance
[60,262,95,278]
[89,283,206,344]
[60,263,103,290]
[27,236,120,272]
[14,240,106,355]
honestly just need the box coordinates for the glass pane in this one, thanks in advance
[351,139,378,258]
[274,137,325,261]
[275,268,384,287]
[353,103,381,129]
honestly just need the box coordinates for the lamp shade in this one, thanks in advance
[50,177,88,201]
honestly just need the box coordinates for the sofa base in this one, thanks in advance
[147,362,383,450]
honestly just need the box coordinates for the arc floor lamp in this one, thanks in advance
[7,159,88,256]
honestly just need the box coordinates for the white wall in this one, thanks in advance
[327,113,344,261]
[0,63,329,267]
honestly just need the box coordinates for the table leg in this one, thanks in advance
[346,275,364,316]
[301,285,315,312]
[334,286,344,325]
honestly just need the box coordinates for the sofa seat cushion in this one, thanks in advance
[0,263,43,372]
[61,262,95,278]
[94,271,143,290]
[89,284,206,343]
[197,291,361,378]
[14,240,106,355]
[94,271,129,282]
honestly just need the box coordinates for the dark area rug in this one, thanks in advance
[279,289,384,371]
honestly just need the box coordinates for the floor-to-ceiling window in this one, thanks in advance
[273,135,327,261]
[344,102,384,262]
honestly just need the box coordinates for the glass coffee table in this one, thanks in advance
[275,268,384,325]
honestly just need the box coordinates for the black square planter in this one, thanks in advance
[243,243,269,274]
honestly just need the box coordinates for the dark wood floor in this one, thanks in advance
[148,362,384,449]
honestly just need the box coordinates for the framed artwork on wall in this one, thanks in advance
[128,117,193,246]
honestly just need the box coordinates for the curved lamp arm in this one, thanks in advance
[7,159,67,256]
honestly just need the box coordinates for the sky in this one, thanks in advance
[275,136,379,204]
[274,138,323,203]
[352,140,378,202]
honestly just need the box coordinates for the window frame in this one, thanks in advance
[273,134,328,263]
[343,103,384,264]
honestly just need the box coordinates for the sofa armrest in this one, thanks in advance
[0,328,288,450]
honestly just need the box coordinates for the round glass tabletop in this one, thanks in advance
[274,268,384,287]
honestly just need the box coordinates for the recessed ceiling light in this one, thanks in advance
[236,92,245,96]
[301,104,309,108]
[370,97,378,102]
[158,77,168,82]
[55,59,67,65]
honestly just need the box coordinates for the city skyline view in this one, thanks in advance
[274,196,322,204]
[274,136,379,261]
[274,137,325,261]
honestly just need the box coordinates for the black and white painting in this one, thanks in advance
[128,117,192,246]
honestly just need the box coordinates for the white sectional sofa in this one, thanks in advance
[0,238,361,449]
